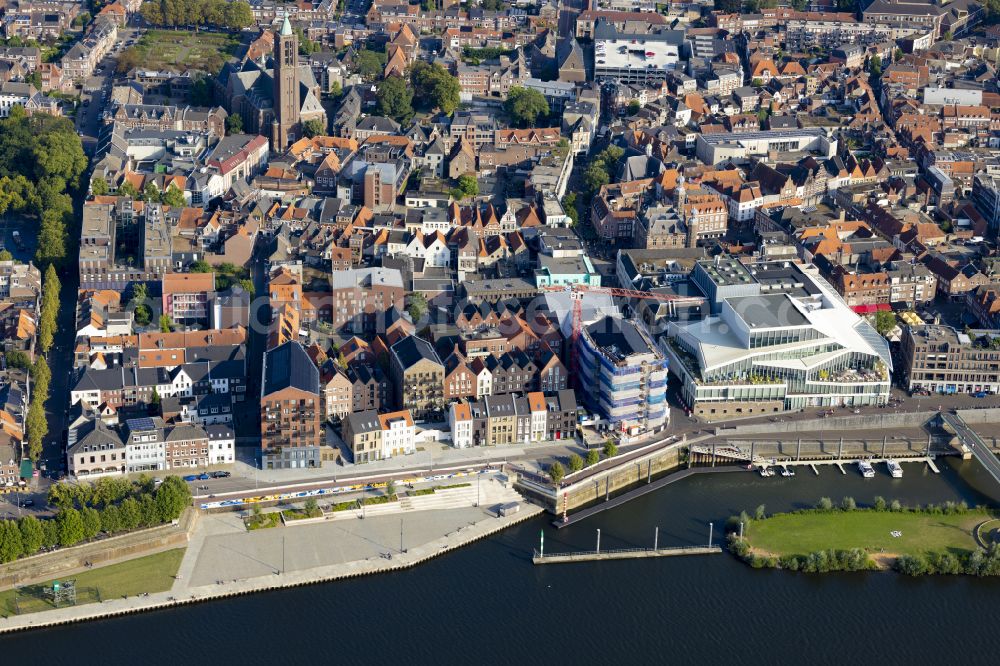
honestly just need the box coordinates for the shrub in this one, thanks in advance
[816,497,833,511]
[895,554,929,576]
[890,499,903,512]
[873,496,887,512]
[841,496,857,511]
[754,504,766,520]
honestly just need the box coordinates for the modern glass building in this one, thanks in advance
[663,259,891,420]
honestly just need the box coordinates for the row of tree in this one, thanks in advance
[24,355,50,461]
[0,108,87,269]
[91,179,187,208]
[896,544,1000,576]
[139,0,254,30]
[38,265,60,354]
[0,477,191,563]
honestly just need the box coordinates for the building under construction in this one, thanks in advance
[577,315,669,435]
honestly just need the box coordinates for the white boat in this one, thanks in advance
[887,460,903,478]
[858,460,875,478]
[780,466,795,477]
[759,467,774,478]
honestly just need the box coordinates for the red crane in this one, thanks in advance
[540,284,704,376]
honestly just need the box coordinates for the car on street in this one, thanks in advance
[973,391,988,398]
[183,474,198,482]
[198,473,210,480]
[210,471,231,478]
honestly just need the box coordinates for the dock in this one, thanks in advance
[927,458,940,473]
[533,545,722,564]
[552,466,747,529]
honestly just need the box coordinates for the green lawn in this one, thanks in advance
[748,511,984,558]
[122,30,239,73]
[0,548,185,617]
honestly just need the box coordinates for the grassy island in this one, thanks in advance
[730,498,1000,576]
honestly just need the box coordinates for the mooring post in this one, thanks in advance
[708,522,714,547]
[926,433,931,457]
[796,438,801,461]
[838,437,844,460]
[647,460,652,484]
[596,529,601,555]
[605,478,610,502]
[882,435,887,459]
[711,440,717,467]
[750,440,755,463]
[739,521,744,541]
[539,530,544,558]
[654,526,659,551]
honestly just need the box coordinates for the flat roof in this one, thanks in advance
[727,294,809,329]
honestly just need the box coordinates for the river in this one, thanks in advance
[3,458,999,665]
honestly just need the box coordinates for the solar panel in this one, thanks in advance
[126,417,156,431]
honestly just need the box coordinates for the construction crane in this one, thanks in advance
[540,283,704,376]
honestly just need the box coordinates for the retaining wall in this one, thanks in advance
[719,412,936,436]
[956,408,1000,425]
[0,510,196,590]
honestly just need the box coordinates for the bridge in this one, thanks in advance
[941,412,1000,485]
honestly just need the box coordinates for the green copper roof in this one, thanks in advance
[280,16,293,37]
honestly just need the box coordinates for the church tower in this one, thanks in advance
[272,17,300,150]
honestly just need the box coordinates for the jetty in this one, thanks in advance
[533,545,721,564]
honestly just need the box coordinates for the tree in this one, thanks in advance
[354,49,386,81]
[138,494,159,528]
[237,278,255,297]
[568,453,583,473]
[56,508,85,547]
[160,183,186,208]
[456,174,479,198]
[91,177,109,196]
[117,180,140,199]
[302,118,325,138]
[627,100,642,115]
[585,449,599,467]
[816,496,833,511]
[329,81,342,100]
[562,193,579,226]
[0,520,24,563]
[874,496,887,511]
[584,162,610,193]
[142,182,160,203]
[867,54,882,79]
[385,479,397,499]
[4,350,30,369]
[714,0,742,11]
[942,30,953,41]
[407,291,428,323]
[100,504,122,534]
[154,476,191,523]
[81,507,102,540]
[119,497,141,531]
[223,1,254,30]
[504,86,549,127]
[548,461,565,484]
[159,314,175,333]
[26,398,47,461]
[841,496,857,511]
[18,515,44,556]
[226,113,243,135]
[376,75,414,123]
[873,310,896,336]
[189,260,212,273]
[754,504,766,520]
[410,61,461,115]
[603,440,618,458]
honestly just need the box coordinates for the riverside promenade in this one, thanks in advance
[0,481,542,634]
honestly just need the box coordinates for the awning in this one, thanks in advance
[851,303,891,314]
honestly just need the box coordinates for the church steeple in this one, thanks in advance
[272,18,300,149]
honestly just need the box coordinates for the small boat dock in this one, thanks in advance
[533,545,722,565]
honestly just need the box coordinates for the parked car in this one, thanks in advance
[973,391,988,398]
[153,477,163,487]
[183,475,198,482]
[197,473,210,480]
[210,471,231,478]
